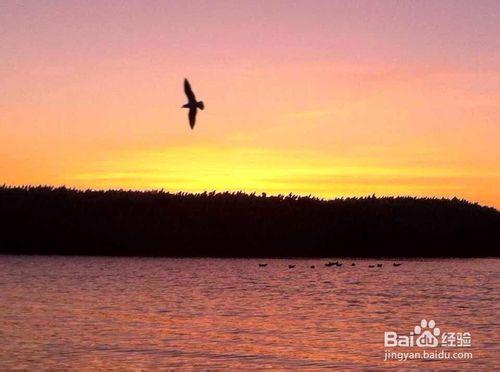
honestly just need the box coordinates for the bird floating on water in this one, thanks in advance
[325,261,340,267]
[182,78,204,129]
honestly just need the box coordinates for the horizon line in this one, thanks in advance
[2,183,498,211]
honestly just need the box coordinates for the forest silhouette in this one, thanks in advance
[1,186,498,257]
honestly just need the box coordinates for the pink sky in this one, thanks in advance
[1,1,499,206]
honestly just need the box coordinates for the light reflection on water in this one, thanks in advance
[0,256,498,369]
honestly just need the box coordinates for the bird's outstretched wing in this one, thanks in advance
[188,108,197,129]
[184,78,196,102]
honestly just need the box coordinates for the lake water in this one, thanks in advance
[0,256,498,369]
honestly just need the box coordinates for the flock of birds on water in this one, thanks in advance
[257,262,403,269]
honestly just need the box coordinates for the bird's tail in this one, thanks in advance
[197,101,205,110]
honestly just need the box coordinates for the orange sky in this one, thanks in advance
[1,1,499,207]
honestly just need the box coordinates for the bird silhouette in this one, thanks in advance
[182,78,204,129]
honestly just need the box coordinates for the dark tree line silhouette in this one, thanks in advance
[0,186,498,257]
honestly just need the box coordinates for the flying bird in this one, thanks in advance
[182,78,204,129]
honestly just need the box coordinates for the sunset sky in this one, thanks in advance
[1,0,499,207]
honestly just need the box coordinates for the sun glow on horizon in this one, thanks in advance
[42,143,495,207]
